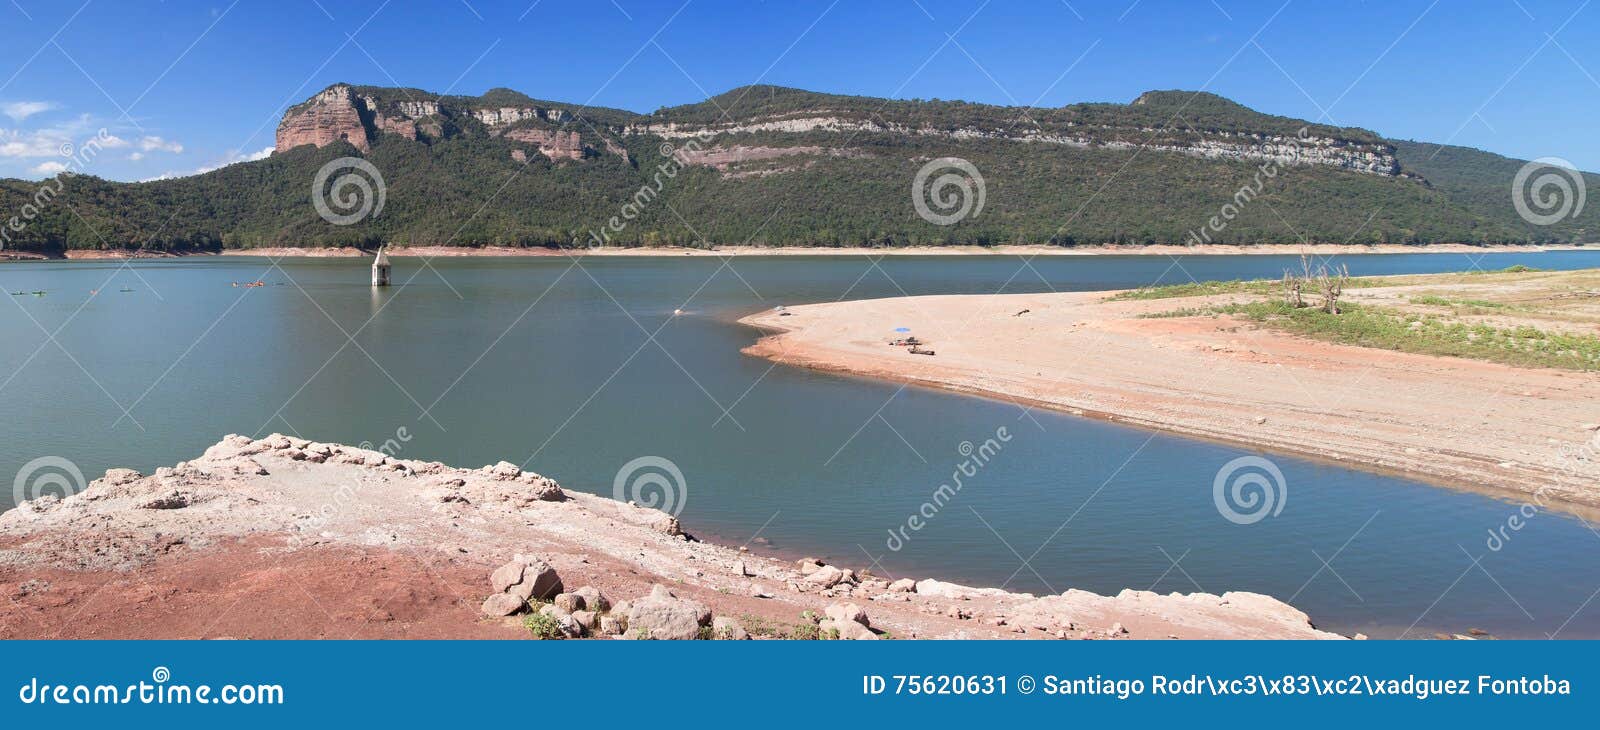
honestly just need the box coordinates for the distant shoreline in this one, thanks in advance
[1,242,1591,261]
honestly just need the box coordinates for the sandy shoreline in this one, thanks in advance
[0,435,1341,640]
[740,283,1600,515]
[1,242,1588,261]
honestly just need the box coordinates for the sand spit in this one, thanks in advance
[0,435,1338,640]
[741,283,1600,512]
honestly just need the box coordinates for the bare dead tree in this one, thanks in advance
[1280,254,1314,308]
[1281,255,1348,313]
[1317,262,1350,314]
[1281,270,1304,308]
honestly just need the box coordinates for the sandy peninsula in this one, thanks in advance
[0,435,1338,640]
[741,268,1600,512]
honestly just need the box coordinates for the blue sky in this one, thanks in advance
[1,0,1597,181]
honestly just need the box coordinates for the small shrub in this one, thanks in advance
[523,612,564,640]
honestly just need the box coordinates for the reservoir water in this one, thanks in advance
[5,250,1600,638]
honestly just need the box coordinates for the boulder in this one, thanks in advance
[733,560,752,577]
[805,565,845,588]
[712,616,750,640]
[888,578,917,593]
[488,461,522,479]
[100,468,144,486]
[599,615,627,636]
[522,475,565,501]
[480,593,525,617]
[261,434,292,450]
[626,585,710,640]
[489,561,526,593]
[571,610,598,632]
[819,618,876,640]
[573,585,610,612]
[558,614,585,639]
[825,602,870,628]
[553,593,586,613]
[796,558,824,575]
[505,560,563,601]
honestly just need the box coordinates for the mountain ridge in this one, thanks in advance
[1,83,1594,252]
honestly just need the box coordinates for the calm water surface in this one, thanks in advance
[5,250,1600,638]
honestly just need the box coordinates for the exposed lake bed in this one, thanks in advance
[5,251,1600,638]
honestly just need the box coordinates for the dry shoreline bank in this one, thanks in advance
[739,279,1600,515]
[0,435,1341,640]
[1,242,1589,261]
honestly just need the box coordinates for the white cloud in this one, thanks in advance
[142,146,274,181]
[1,115,125,159]
[128,151,145,161]
[3,101,58,122]
[138,135,184,154]
[29,161,67,176]
[0,128,72,158]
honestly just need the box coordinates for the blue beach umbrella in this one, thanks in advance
[893,327,911,333]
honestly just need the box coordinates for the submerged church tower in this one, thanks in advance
[371,246,391,286]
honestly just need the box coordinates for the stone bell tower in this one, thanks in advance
[371,246,391,286]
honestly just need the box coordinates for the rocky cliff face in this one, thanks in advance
[276,83,1397,176]
[275,85,372,152]
[504,128,588,160]
[274,84,620,161]
[639,113,1400,176]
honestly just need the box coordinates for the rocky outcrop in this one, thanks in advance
[640,113,1399,176]
[504,128,588,160]
[274,84,620,162]
[276,84,371,152]
[624,584,711,640]
[475,106,569,126]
